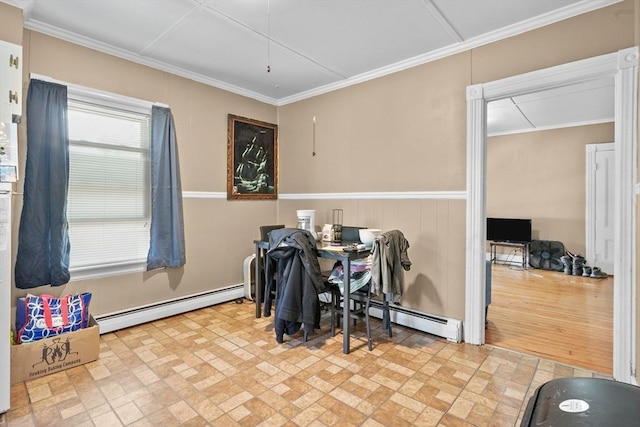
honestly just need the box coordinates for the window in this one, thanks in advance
[66,93,151,279]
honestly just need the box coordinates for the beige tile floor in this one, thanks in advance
[2,300,609,426]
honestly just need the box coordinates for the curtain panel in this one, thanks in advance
[147,106,186,270]
[15,79,71,288]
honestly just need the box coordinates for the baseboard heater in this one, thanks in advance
[95,285,244,334]
[365,300,463,343]
[95,283,462,343]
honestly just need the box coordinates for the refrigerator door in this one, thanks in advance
[0,191,10,414]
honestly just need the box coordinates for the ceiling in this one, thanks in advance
[3,0,618,133]
[487,76,614,136]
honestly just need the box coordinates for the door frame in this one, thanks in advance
[465,47,638,384]
[586,142,615,273]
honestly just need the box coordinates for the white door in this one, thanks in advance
[586,143,614,274]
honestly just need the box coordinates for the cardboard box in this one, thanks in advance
[11,316,100,384]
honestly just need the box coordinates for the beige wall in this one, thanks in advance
[278,53,469,194]
[279,2,634,320]
[487,123,615,256]
[1,0,637,373]
[6,9,279,315]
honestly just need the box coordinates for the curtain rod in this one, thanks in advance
[29,73,169,109]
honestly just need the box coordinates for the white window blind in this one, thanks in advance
[67,97,151,279]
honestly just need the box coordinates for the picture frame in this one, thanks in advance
[227,114,278,200]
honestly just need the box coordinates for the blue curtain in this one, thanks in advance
[15,80,71,288]
[147,106,186,270]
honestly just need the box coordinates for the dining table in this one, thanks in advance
[253,239,371,354]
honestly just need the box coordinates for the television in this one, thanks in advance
[486,217,532,243]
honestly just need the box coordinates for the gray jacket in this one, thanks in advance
[370,230,411,301]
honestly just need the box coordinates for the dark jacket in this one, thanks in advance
[263,228,325,343]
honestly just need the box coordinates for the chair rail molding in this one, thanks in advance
[182,191,467,200]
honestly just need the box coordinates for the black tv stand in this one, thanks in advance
[489,241,529,269]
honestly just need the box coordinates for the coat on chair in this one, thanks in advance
[263,228,325,343]
[370,229,411,302]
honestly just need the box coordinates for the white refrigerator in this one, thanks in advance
[0,39,22,415]
[0,186,10,414]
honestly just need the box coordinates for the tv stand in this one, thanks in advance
[489,241,529,269]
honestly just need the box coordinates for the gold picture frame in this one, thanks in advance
[227,114,278,200]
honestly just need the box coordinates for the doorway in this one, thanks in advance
[484,130,615,373]
[586,142,615,274]
[464,47,638,383]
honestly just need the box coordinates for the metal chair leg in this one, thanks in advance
[365,294,372,351]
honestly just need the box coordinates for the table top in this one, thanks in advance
[254,239,371,260]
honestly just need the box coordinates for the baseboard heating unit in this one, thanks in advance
[95,285,244,334]
[367,302,463,343]
[95,284,463,343]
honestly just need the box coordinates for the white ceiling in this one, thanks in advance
[3,0,618,133]
[487,76,615,136]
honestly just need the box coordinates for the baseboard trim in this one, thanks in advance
[95,285,244,334]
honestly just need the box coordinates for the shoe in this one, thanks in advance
[560,255,572,274]
[567,251,586,264]
[590,267,608,279]
[573,267,583,276]
[582,266,592,277]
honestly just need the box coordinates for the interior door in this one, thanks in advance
[586,143,614,274]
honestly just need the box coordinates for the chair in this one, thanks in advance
[328,281,392,351]
[327,265,392,351]
[258,225,284,304]
[331,229,411,350]
[260,224,285,242]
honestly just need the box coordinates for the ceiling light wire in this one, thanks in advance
[266,0,271,73]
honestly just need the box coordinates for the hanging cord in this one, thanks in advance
[266,0,271,73]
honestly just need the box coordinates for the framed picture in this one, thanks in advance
[227,114,278,200]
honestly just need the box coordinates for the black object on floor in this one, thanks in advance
[521,377,640,426]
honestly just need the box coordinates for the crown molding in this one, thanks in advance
[12,0,620,106]
[277,0,621,105]
[23,20,280,106]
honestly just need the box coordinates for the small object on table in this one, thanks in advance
[344,243,367,252]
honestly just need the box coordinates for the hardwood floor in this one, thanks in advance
[485,263,613,375]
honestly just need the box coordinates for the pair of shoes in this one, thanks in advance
[560,255,572,275]
[590,267,608,279]
[571,252,585,276]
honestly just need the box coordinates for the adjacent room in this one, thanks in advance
[0,0,638,425]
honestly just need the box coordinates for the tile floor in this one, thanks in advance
[2,300,609,426]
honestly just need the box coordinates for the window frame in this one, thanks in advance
[66,85,155,281]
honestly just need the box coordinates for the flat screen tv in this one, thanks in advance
[486,217,532,243]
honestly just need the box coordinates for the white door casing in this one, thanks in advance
[466,47,638,384]
[586,143,615,274]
